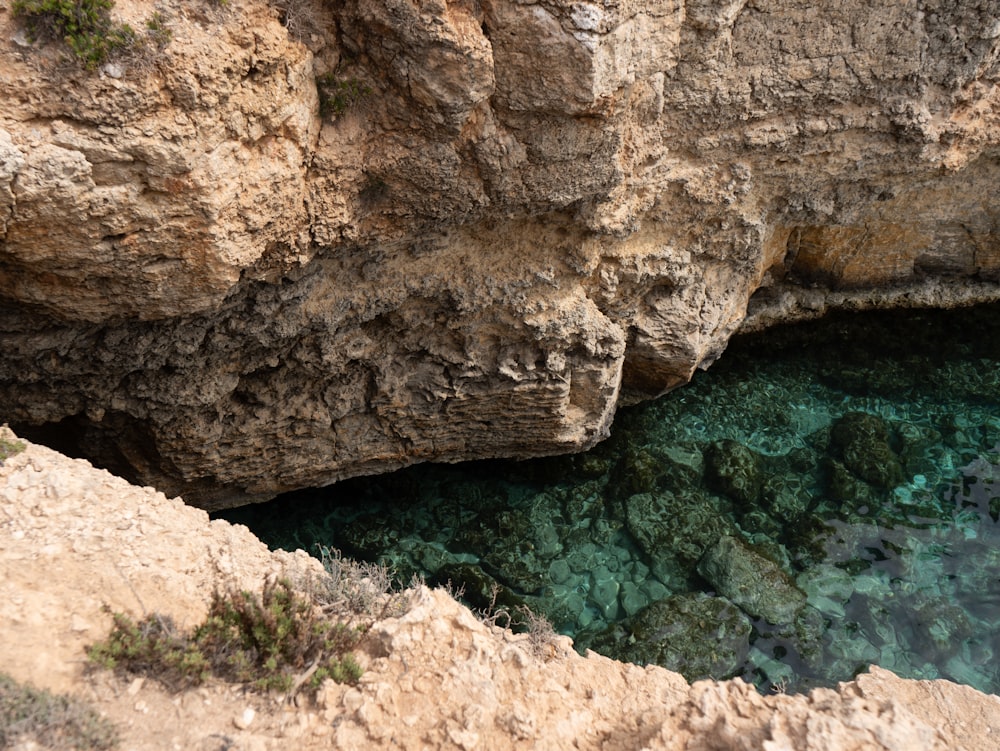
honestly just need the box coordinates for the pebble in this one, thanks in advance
[100,62,124,79]
[234,707,256,730]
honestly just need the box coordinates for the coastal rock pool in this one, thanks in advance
[220,304,1000,694]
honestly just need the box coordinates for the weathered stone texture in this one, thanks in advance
[5,431,999,750]
[2,0,1000,506]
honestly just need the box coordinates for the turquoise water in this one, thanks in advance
[219,304,1000,694]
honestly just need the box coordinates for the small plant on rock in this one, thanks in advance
[0,435,26,463]
[87,578,364,695]
[469,583,560,657]
[12,0,137,68]
[315,545,412,618]
[317,73,371,119]
[0,672,119,750]
[515,604,560,659]
[85,611,211,690]
[273,0,325,42]
[142,11,171,49]
[12,0,173,70]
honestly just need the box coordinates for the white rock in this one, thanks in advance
[234,707,256,730]
[100,62,124,79]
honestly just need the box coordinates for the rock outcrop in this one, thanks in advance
[3,429,1000,751]
[2,0,1000,506]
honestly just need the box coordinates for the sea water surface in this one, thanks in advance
[220,303,1000,694]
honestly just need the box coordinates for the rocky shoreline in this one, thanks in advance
[3,427,999,750]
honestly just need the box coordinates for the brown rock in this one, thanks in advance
[2,0,1000,505]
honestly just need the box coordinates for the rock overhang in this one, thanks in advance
[1,0,1000,507]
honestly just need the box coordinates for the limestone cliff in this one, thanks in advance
[2,0,1000,507]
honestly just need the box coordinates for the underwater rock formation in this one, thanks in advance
[582,593,753,682]
[3,0,1000,505]
[830,413,906,490]
[697,535,806,625]
[706,440,766,506]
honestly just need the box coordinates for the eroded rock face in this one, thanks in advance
[2,0,1000,507]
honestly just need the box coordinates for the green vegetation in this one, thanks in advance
[87,578,365,695]
[11,0,171,70]
[12,0,136,68]
[143,11,171,49]
[0,434,26,462]
[317,74,371,118]
[0,672,118,750]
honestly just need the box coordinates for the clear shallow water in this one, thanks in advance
[219,304,1000,694]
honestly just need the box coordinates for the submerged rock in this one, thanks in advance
[582,593,752,682]
[614,447,703,498]
[830,413,906,490]
[697,535,806,625]
[760,473,813,524]
[910,596,976,661]
[797,564,856,618]
[706,440,764,505]
[823,457,881,515]
[625,491,733,570]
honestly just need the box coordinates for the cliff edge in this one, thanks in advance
[2,428,999,750]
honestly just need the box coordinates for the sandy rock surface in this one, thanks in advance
[2,429,999,750]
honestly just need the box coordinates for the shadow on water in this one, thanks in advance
[218,303,1000,695]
